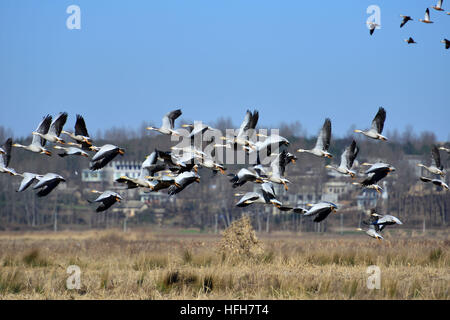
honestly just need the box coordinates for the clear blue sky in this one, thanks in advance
[0,0,449,140]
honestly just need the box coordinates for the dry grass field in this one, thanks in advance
[0,222,448,300]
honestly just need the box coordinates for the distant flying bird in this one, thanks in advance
[441,39,450,49]
[62,114,92,148]
[357,225,384,241]
[417,145,445,176]
[146,109,182,136]
[13,115,52,156]
[302,202,338,223]
[404,37,417,44]
[53,146,89,158]
[354,107,387,141]
[432,0,444,11]
[297,118,332,158]
[32,112,68,144]
[400,15,413,28]
[420,177,449,190]
[32,173,65,197]
[367,22,379,35]
[89,144,125,171]
[89,190,123,212]
[326,140,359,177]
[419,8,433,23]
[16,172,42,192]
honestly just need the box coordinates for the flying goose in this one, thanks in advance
[16,172,43,192]
[88,190,123,212]
[265,152,291,190]
[419,8,433,23]
[367,22,379,35]
[363,209,403,232]
[89,144,125,171]
[32,173,65,197]
[53,146,89,158]
[0,138,17,176]
[302,201,338,223]
[356,225,384,241]
[13,115,52,156]
[353,162,395,193]
[417,145,444,176]
[32,112,68,144]
[432,0,444,11]
[297,118,332,158]
[325,140,359,177]
[116,153,166,189]
[400,15,413,28]
[235,182,282,208]
[167,171,201,196]
[146,109,182,136]
[420,177,449,190]
[405,37,417,44]
[228,167,264,188]
[62,114,92,147]
[354,107,387,141]
[221,109,259,150]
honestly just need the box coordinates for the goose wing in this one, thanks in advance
[48,112,68,137]
[236,192,261,207]
[32,115,52,147]
[342,140,359,169]
[431,145,443,170]
[17,172,39,192]
[75,114,90,137]
[370,107,386,134]
[0,138,12,168]
[425,8,431,20]
[161,109,182,130]
[315,118,331,151]
[236,110,252,139]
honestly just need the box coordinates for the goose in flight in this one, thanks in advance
[417,145,445,176]
[62,114,92,148]
[353,162,395,193]
[32,112,68,144]
[13,115,52,156]
[367,22,379,35]
[302,201,338,223]
[356,225,384,241]
[245,134,290,155]
[441,39,450,49]
[167,171,201,196]
[146,109,182,136]
[0,138,17,176]
[354,107,387,141]
[221,109,259,150]
[405,37,417,44]
[432,0,445,11]
[363,209,403,232]
[53,146,89,158]
[400,15,413,28]
[325,140,359,177]
[420,177,449,190]
[89,144,125,171]
[297,118,332,158]
[88,190,123,212]
[116,153,166,189]
[235,182,282,208]
[265,152,291,190]
[32,173,65,197]
[16,172,43,192]
[419,8,433,23]
[228,167,264,188]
